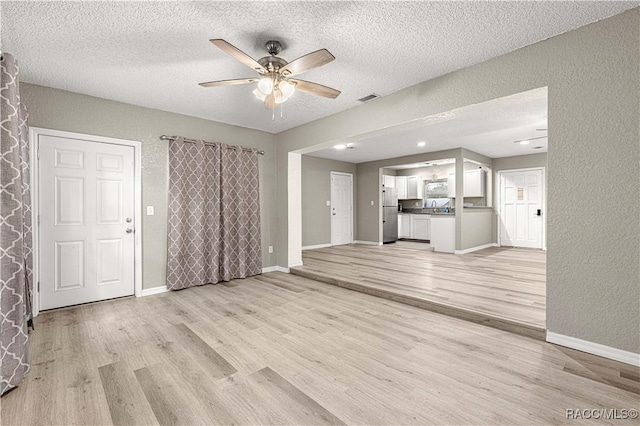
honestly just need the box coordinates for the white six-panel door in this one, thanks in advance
[39,135,135,310]
[499,168,544,249]
[331,172,353,246]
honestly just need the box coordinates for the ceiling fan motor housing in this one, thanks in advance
[258,55,288,73]
[265,40,282,56]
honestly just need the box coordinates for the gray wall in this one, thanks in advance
[276,9,640,353]
[302,155,357,247]
[22,84,277,290]
[460,210,493,250]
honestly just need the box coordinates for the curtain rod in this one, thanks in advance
[159,135,265,155]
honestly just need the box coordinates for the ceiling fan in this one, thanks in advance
[199,39,341,110]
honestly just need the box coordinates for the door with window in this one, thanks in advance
[330,172,353,246]
[499,168,544,249]
[39,134,135,310]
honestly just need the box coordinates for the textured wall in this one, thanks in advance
[460,210,493,250]
[277,9,639,353]
[22,84,277,290]
[301,156,357,247]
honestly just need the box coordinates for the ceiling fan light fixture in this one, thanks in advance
[274,89,287,104]
[279,80,296,98]
[257,77,274,95]
[252,88,267,101]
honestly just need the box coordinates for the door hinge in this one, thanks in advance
[37,215,40,225]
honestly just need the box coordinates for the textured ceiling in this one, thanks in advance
[1,1,636,133]
[306,87,548,163]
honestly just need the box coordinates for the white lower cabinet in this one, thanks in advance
[398,214,412,238]
[398,214,430,240]
[431,216,455,253]
[412,216,430,240]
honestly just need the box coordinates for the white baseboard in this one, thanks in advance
[354,240,382,245]
[140,286,170,297]
[546,331,640,366]
[302,243,331,251]
[455,243,497,255]
[262,266,291,274]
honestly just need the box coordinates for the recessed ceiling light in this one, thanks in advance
[519,140,530,145]
[417,141,426,147]
[334,143,354,150]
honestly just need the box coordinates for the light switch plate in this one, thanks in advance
[370,201,374,206]
[326,200,330,206]
[268,246,273,254]
[146,206,155,216]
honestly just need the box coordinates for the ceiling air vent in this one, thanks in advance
[358,93,380,103]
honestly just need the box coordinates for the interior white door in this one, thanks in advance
[500,169,544,249]
[39,135,135,310]
[331,172,353,246]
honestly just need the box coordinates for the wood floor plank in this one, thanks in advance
[98,361,159,426]
[292,244,547,334]
[247,367,347,425]
[134,363,217,426]
[2,271,638,426]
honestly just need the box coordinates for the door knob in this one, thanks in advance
[126,228,134,234]
[126,217,133,223]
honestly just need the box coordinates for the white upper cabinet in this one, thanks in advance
[396,176,407,199]
[406,175,423,199]
[446,170,486,198]
[395,175,422,199]
[464,169,486,197]
[383,175,395,188]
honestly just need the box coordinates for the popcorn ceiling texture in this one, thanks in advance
[277,9,640,353]
[2,1,637,134]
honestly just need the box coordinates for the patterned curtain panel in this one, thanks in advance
[166,138,262,290]
[0,52,33,396]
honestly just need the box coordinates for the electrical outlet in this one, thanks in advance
[146,206,155,216]
[268,246,273,254]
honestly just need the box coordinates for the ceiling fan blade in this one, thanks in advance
[210,39,267,74]
[289,79,341,99]
[265,93,277,110]
[199,78,258,88]
[279,49,335,77]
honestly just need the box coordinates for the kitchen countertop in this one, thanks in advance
[399,210,455,216]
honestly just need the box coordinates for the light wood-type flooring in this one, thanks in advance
[292,244,546,338]
[2,272,638,425]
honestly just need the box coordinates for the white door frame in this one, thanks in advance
[30,127,143,317]
[497,166,546,250]
[330,171,354,246]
